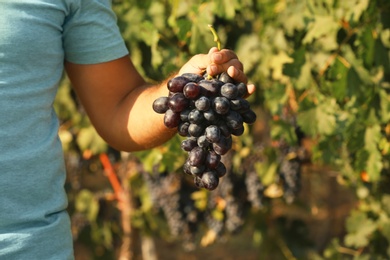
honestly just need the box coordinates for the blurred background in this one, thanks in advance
[55,0,390,259]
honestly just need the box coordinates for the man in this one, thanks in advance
[0,0,255,259]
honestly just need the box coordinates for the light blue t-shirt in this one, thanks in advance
[0,0,129,259]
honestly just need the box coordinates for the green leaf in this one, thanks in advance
[302,15,339,44]
[255,161,277,186]
[364,124,383,181]
[297,98,338,136]
[76,126,107,154]
[344,210,377,248]
[325,56,349,101]
[269,51,294,80]
[75,189,99,223]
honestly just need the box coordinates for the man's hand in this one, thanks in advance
[178,47,255,96]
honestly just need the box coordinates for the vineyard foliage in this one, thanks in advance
[55,0,390,259]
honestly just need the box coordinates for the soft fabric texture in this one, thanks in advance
[0,0,128,259]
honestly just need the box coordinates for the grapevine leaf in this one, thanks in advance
[302,15,339,44]
[325,57,349,101]
[364,124,383,182]
[344,210,377,248]
[76,126,107,155]
[269,51,294,80]
[75,189,99,223]
[297,98,337,136]
[254,161,277,186]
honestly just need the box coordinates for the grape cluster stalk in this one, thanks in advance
[152,72,257,190]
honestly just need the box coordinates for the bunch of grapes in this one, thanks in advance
[152,72,256,191]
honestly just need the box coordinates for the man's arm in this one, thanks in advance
[65,47,253,152]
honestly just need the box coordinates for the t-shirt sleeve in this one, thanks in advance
[63,0,129,64]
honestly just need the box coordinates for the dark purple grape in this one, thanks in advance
[152,96,169,114]
[181,138,197,152]
[181,73,204,83]
[212,96,230,115]
[213,136,232,155]
[241,109,257,124]
[188,123,204,137]
[218,121,232,137]
[229,99,241,110]
[164,109,181,128]
[203,109,218,122]
[194,176,205,188]
[199,80,221,97]
[215,162,227,177]
[201,170,219,190]
[168,93,189,112]
[188,109,204,124]
[183,82,201,99]
[191,165,206,177]
[220,83,238,99]
[218,72,234,83]
[188,146,207,167]
[195,96,211,111]
[205,150,221,169]
[205,125,221,143]
[183,160,192,175]
[178,122,190,136]
[168,76,190,93]
[197,135,210,149]
[180,109,191,122]
[231,125,245,136]
[225,110,244,130]
[237,98,250,113]
[236,82,248,98]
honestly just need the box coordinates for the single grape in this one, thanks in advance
[203,109,218,122]
[180,109,191,122]
[201,170,219,191]
[178,121,190,137]
[188,109,205,124]
[212,135,232,155]
[220,83,238,99]
[181,73,204,83]
[218,121,232,137]
[197,135,211,149]
[231,125,245,136]
[183,82,201,99]
[188,146,207,167]
[183,160,192,176]
[164,109,181,128]
[218,72,234,83]
[205,150,221,169]
[152,96,169,114]
[236,82,248,98]
[212,96,230,115]
[191,165,206,177]
[225,110,244,130]
[168,76,190,93]
[188,123,204,137]
[241,110,257,124]
[199,80,220,97]
[237,98,250,113]
[181,138,197,152]
[194,176,205,188]
[215,162,227,178]
[195,96,211,111]
[205,125,221,143]
[168,93,189,112]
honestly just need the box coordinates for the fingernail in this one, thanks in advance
[213,53,222,62]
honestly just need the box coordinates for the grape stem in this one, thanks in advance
[208,24,221,51]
